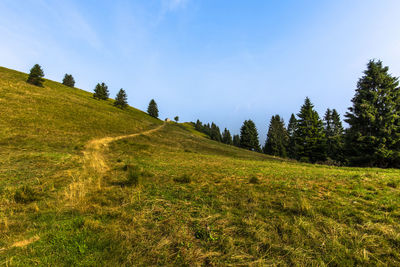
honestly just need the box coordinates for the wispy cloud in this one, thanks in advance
[162,0,189,11]
[37,0,103,51]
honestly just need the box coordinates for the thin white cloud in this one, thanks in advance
[162,0,189,11]
[37,0,103,51]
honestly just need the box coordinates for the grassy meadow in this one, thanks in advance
[1,66,400,266]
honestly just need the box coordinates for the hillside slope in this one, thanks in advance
[1,66,400,266]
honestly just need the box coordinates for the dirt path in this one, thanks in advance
[0,124,166,253]
[83,123,165,175]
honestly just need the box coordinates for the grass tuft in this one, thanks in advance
[126,165,141,187]
[173,174,191,184]
[249,176,260,184]
[14,185,38,203]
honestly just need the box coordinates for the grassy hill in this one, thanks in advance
[1,66,400,266]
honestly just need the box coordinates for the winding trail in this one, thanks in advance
[83,123,165,175]
[0,123,166,253]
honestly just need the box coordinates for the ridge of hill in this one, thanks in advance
[1,66,400,265]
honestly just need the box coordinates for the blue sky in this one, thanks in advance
[1,0,400,143]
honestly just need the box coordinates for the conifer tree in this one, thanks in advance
[287,113,298,159]
[264,115,289,157]
[26,64,45,86]
[147,99,159,118]
[62,74,75,87]
[93,83,109,100]
[195,119,203,131]
[114,88,128,109]
[294,97,326,163]
[233,134,240,147]
[324,108,344,162]
[345,60,400,167]
[222,128,233,145]
[240,120,261,152]
[210,123,222,142]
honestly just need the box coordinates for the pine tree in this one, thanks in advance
[264,115,289,157]
[240,120,261,152]
[287,113,298,159]
[174,116,179,122]
[26,64,45,87]
[195,119,203,131]
[233,134,240,147]
[93,83,109,100]
[222,128,233,145]
[114,88,128,109]
[147,99,159,118]
[210,122,222,142]
[345,60,400,167]
[324,108,344,163]
[294,97,326,163]
[62,74,75,87]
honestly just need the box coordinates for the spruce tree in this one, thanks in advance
[147,99,159,118]
[195,119,203,131]
[222,128,233,145]
[114,88,128,109]
[26,64,45,87]
[233,134,240,147]
[240,120,261,152]
[93,83,109,100]
[210,123,222,142]
[287,113,298,159]
[345,60,400,167]
[324,108,344,163]
[62,74,75,87]
[294,97,326,163]
[264,115,289,157]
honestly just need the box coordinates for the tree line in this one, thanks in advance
[25,60,399,168]
[194,60,400,168]
[26,64,160,118]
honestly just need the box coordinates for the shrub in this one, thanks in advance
[174,174,191,184]
[14,185,37,203]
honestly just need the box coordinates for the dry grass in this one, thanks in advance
[1,66,400,265]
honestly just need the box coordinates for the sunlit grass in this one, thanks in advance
[1,66,399,265]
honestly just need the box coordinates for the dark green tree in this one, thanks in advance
[287,113,298,159]
[174,116,179,122]
[114,88,128,109]
[345,60,400,167]
[222,128,233,145]
[240,120,261,152]
[210,122,222,142]
[264,115,289,157]
[233,134,240,147]
[26,64,44,86]
[62,74,75,87]
[324,108,344,162]
[93,83,109,100]
[294,97,326,163]
[147,99,159,118]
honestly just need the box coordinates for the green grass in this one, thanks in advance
[1,66,400,265]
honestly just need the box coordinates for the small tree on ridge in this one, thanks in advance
[27,64,45,87]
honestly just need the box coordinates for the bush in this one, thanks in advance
[173,174,191,184]
[14,185,37,203]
